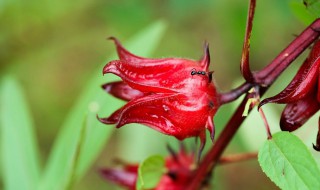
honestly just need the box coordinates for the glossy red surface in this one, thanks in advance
[99,38,220,146]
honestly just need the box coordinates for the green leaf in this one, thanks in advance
[65,115,88,190]
[38,20,167,190]
[258,132,320,190]
[0,76,41,190]
[136,155,165,190]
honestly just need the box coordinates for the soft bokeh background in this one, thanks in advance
[1,0,319,189]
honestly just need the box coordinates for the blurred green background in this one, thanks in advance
[1,0,319,189]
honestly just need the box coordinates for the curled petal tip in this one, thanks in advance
[206,116,215,142]
[102,64,109,75]
[103,61,119,75]
[101,83,113,94]
[313,143,320,151]
[258,96,278,110]
[101,83,109,91]
[101,81,144,101]
[108,36,121,45]
[258,99,268,110]
[96,114,104,123]
[97,114,116,125]
[107,36,116,41]
[102,62,113,75]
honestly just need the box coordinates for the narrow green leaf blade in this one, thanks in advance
[136,155,165,190]
[39,20,167,190]
[65,115,88,190]
[0,76,41,190]
[258,132,320,190]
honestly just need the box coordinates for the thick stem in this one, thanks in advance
[188,18,320,190]
[255,18,320,86]
[219,82,252,104]
[187,93,251,190]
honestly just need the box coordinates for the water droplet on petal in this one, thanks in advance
[151,114,159,119]
[163,105,170,112]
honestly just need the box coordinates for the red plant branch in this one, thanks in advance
[219,82,252,104]
[186,92,258,190]
[240,0,256,83]
[255,19,320,86]
[187,15,320,190]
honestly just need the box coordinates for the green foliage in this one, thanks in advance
[0,76,40,190]
[136,155,165,190]
[289,0,319,24]
[1,0,314,189]
[38,20,167,190]
[65,115,88,190]
[303,0,320,16]
[258,132,320,190]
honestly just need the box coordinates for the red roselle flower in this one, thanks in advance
[98,37,220,149]
[100,146,195,190]
[259,40,320,150]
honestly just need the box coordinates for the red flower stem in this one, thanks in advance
[240,0,256,82]
[258,107,272,139]
[188,18,320,190]
[220,18,320,105]
[187,93,252,190]
[255,18,320,86]
[219,82,252,104]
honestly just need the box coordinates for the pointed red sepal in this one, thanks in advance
[197,130,206,162]
[102,81,144,101]
[108,37,147,63]
[100,93,216,141]
[199,42,211,71]
[101,146,195,189]
[97,110,121,126]
[259,55,320,108]
[279,94,320,132]
[205,115,215,142]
